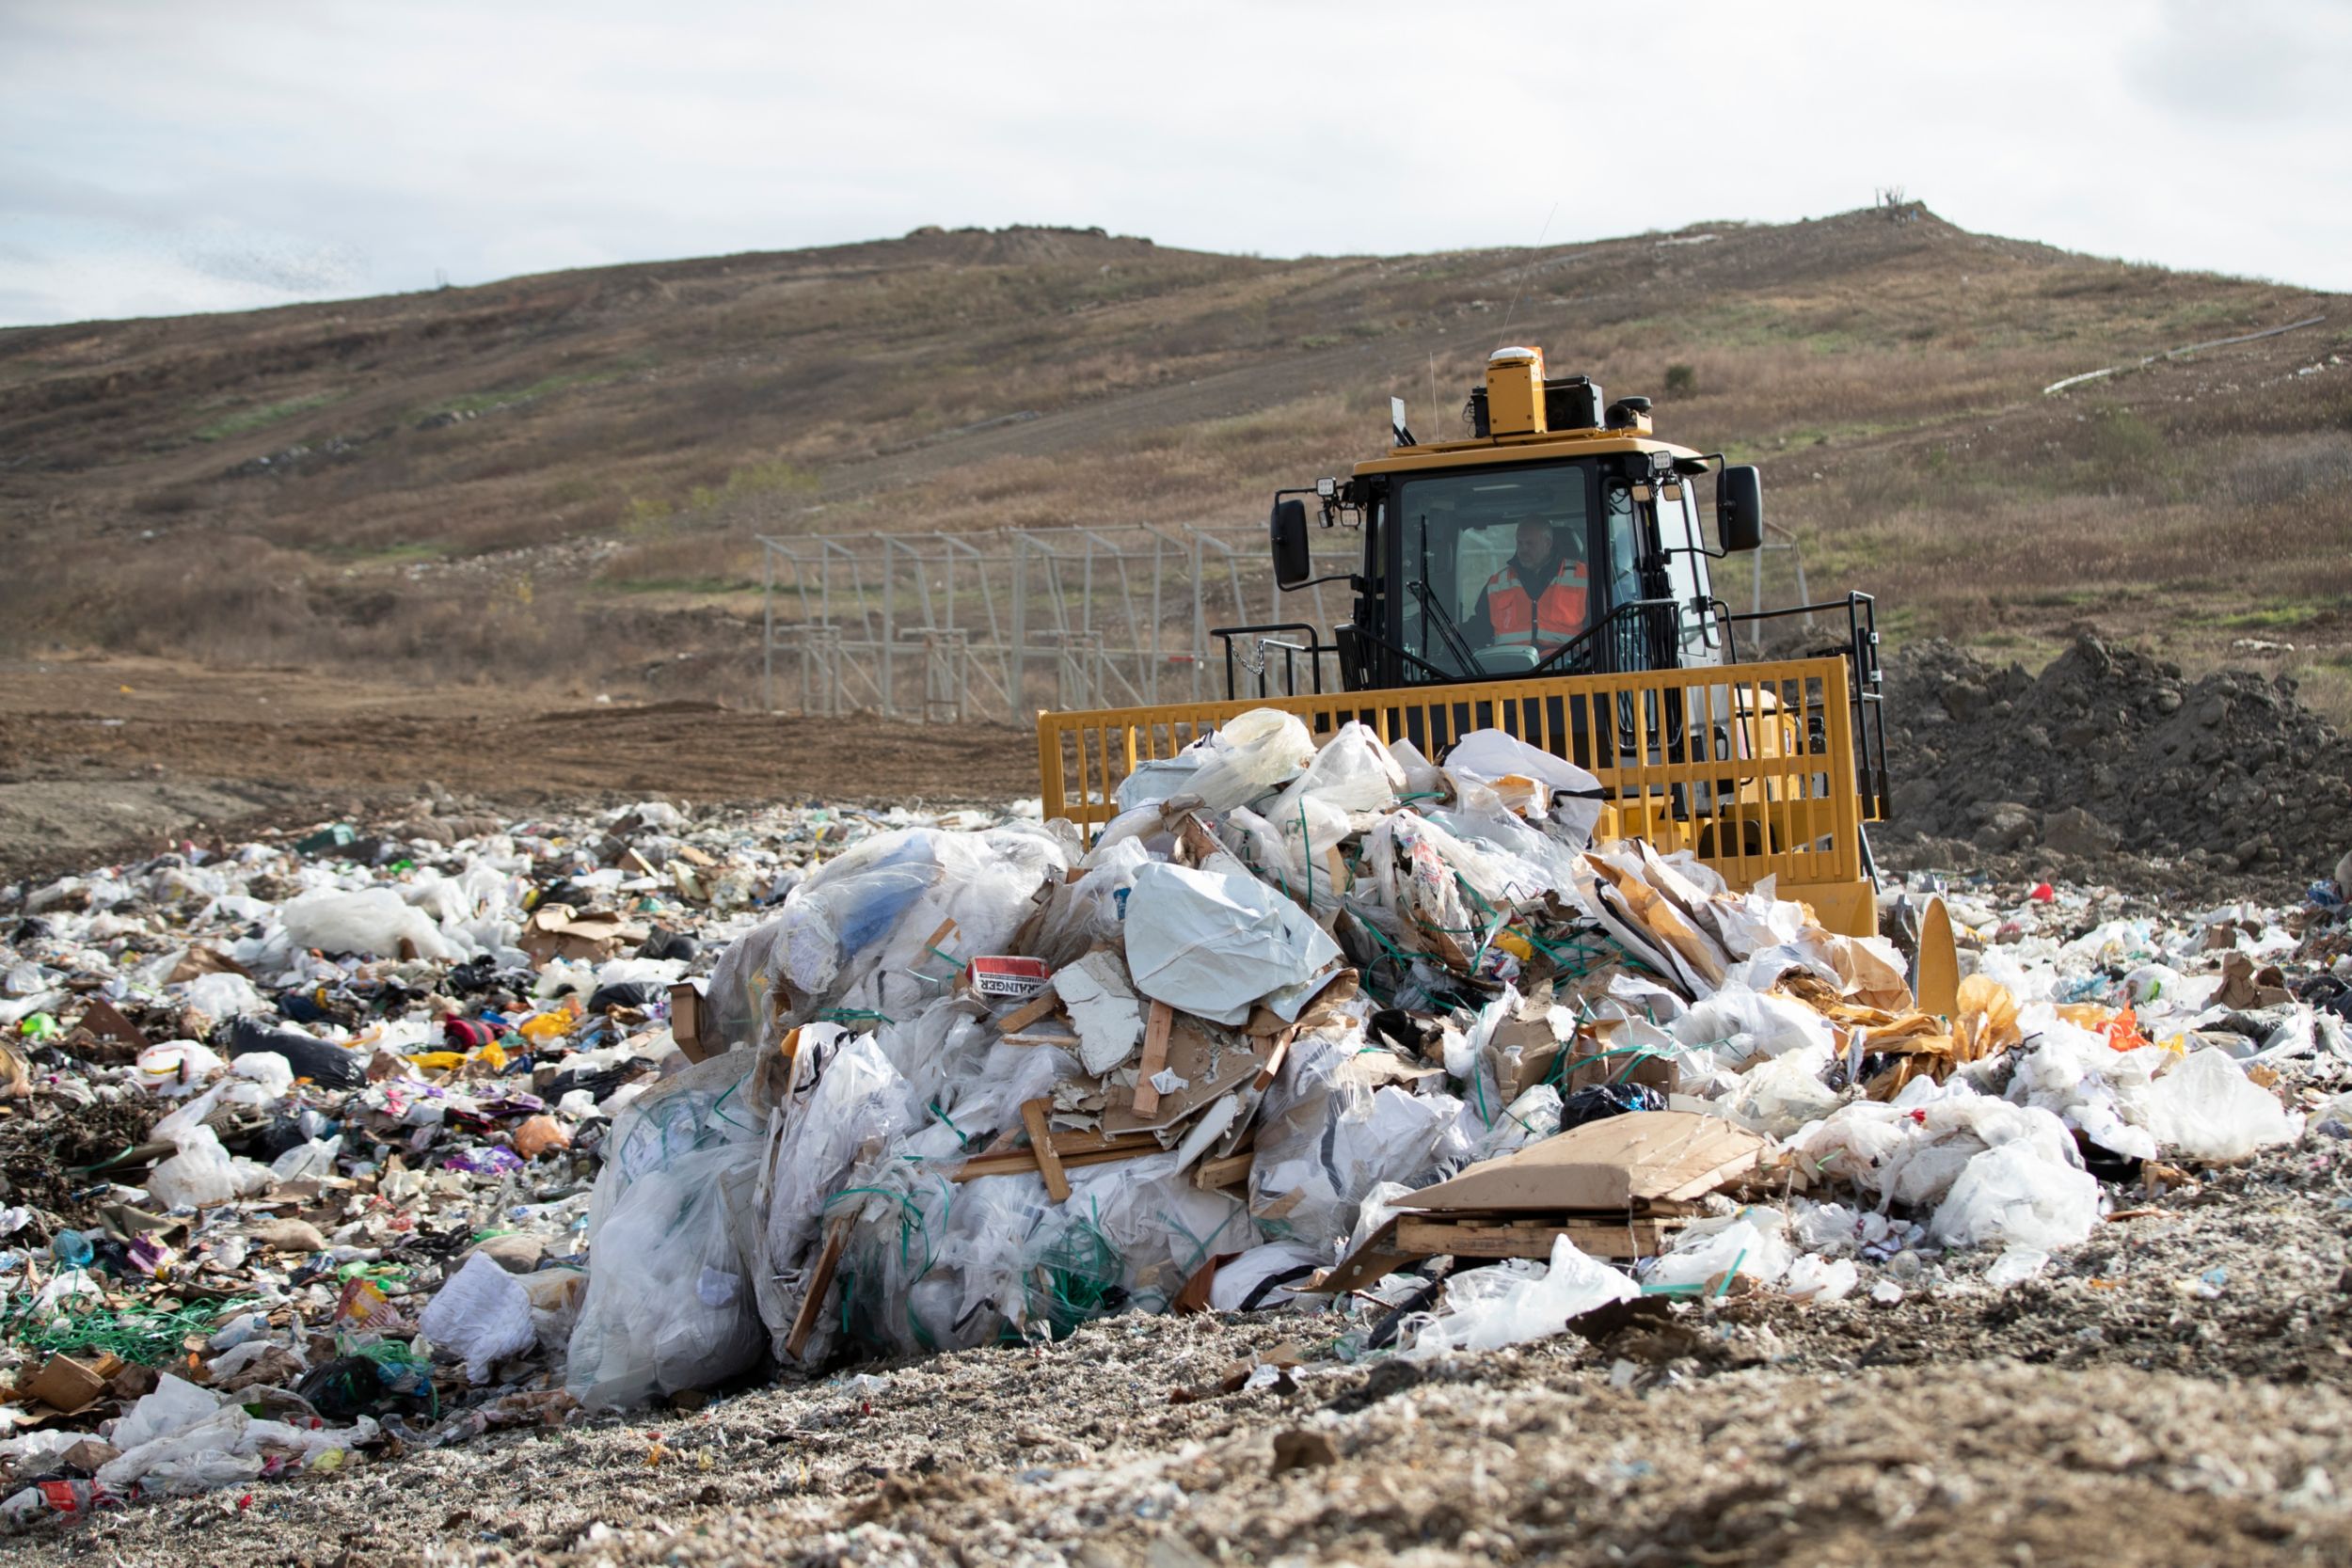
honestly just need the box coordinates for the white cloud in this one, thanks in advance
[2,0,2346,325]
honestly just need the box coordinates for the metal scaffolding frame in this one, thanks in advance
[756,517,1813,720]
[758,522,1359,721]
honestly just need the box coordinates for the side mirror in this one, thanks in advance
[1270,498,1311,587]
[1716,465,1763,552]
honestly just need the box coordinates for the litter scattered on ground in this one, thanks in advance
[3,709,2350,1530]
[0,795,1018,1526]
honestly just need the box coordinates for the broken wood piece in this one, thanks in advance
[1000,1030,1082,1049]
[1314,1216,1414,1296]
[1192,1150,1254,1193]
[1254,1033,1292,1092]
[950,1130,1164,1183]
[1132,1000,1175,1117]
[785,1218,853,1361]
[1021,1098,1071,1202]
[994,991,1063,1036]
[1394,1215,1684,1261]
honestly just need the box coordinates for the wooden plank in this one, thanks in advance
[1132,1000,1174,1117]
[1315,1216,1413,1296]
[1001,1030,1082,1049]
[994,991,1062,1036]
[785,1218,852,1361]
[952,1132,1163,1183]
[1192,1150,1254,1192]
[1253,1034,1291,1092]
[1394,1215,1681,1262]
[964,1143,1156,1180]
[1021,1099,1070,1202]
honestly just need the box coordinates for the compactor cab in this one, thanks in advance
[1039,345,1931,966]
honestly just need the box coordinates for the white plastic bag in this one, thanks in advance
[134,1041,223,1096]
[566,1141,766,1409]
[421,1252,538,1383]
[2143,1047,2304,1162]
[1406,1234,1636,1358]
[280,887,468,961]
[1929,1139,2102,1252]
[147,1126,269,1210]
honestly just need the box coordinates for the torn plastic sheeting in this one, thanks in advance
[1266,721,1406,819]
[757,1030,915,1362]
[2142,1047,2305,1162]
[1443,729,1605,843]
[1122,859,1343,1026]
[1645,1212,1795,1291]
[751,825,1070,1036]
[280,887,469,963]
[1929,1137,2103,1253]
[419,1252,538,1383]
[1115,707,1315,814]
[1250,1045,1461,1243]
[566,1139,767,1409]
[1405,1233,1638,1358]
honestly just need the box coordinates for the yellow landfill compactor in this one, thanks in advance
[1038,345,1955,1003]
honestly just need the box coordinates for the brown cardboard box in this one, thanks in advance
[21,1353,119,1416]
[521,904,649,964]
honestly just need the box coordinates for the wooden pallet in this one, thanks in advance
[1316,1210,1689,1295]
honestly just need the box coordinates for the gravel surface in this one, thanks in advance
[16,1142,2352,1568]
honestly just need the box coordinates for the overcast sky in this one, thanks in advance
[3,0,2347,327]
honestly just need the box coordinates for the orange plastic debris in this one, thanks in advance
[512,1114,572,1159]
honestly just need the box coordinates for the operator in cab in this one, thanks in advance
[1464,515,1590,657]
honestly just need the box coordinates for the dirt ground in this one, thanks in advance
[0,657,1038,885]
[15,1147,2352,1567]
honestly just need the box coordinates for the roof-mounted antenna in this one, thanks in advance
[1499,198,1561,342]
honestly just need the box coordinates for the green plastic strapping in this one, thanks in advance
[1025,1199,1122,1340]
[0,1291,260,1367]
[1296,802,1314,908]
[928,1101,969,1150]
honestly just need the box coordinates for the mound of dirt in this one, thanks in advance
[1879,633,2352,886]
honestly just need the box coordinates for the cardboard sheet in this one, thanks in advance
[1403,1109,1766,1213]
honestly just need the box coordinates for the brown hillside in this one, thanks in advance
[2,208,2345,713]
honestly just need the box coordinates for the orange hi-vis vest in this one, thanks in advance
[1486,558,1590,648]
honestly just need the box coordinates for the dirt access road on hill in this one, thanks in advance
[0,657,1038,882]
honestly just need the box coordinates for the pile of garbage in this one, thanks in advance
[0,796,986,1528]
[3,705,2350,1529]
[1882,632,2352,881]
[583,707,2352,1400]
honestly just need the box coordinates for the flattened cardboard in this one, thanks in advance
[1562,1021,1682,1097]
[76,997,150,1052]
[1102,1019,1276,1135]
[1402,1109,1765,1214]
[521,904,649,963]
[22,1353,116,1417]
[167,945,252,984]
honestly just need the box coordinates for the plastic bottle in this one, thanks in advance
[50,1230,94,1269]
